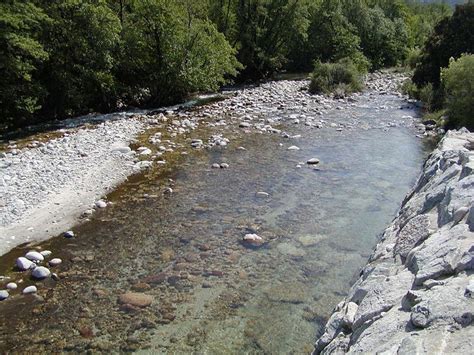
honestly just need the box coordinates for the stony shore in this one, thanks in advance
[0,72,444,352]
[0,72,426,256]
[314,129,474,354]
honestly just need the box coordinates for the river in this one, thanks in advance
[0,76,431,353]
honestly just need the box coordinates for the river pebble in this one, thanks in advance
[64,230,75,238]
[25,251,44,262]
[40,250,52,257]
[22,286,37,294]
[242,234,265,247]
[95,200,107,208]
[16,257,34,271]
[6,282,17,290]
[49,258,62,267]
[0,290,9,300]
[32,266,51,279]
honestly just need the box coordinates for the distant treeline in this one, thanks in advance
[0,0,456,131]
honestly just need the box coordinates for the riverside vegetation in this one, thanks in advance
[0,0,465,133]
[402,3,474,130]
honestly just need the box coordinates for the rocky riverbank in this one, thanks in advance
[0,72,436,352]
[0,72,428,256]
[314,129,474,354]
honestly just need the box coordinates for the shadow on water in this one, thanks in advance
[0,90,431,353]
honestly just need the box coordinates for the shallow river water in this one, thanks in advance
[0,83,431,353]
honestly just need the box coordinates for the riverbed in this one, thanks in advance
[0,75,431,353]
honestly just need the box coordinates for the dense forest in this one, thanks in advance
[0,0,471,131]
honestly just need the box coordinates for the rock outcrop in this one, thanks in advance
[314,129,474,354]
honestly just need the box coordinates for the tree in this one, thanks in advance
[0,0,49,128]
[308,1,362,64]
[346,4,409,69]
[441,54,474,129]
[413,3,474,88]
[36,0,121,118]
[233,0,310,79]
[118,0,241,105]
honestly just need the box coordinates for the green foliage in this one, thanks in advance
[37,0,121,117]
[441,54,474,129]
[413,3,474,89]
[309,58,364,95]
[118,0,241,106]
[404,47,422,69]
[418,83,436,111]
[423,109,447,127]
[0,0,461,132]
[308,2,361,63]
[232,0,310,79]
[0,0,49,128]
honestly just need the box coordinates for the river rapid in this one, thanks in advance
[0,74,432,353]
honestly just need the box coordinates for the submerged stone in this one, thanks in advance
[297,234,326,247]
[118,292,153,308]
[277,242,306,257]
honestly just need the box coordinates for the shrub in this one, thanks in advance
[418,83,436,111]
[405,48,422,69]
[309,58,363,95]
[441,54,474,129]
[401,79,418,98]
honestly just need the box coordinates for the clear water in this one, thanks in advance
[0,90,429,353]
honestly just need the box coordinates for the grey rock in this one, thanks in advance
[0,290,9,300]
[111,146,132,154]
[32,266,51,279]
[6,282,17,290]
[25,251,44,262]
[40,250,52,257]
[393,215,431,259]
[408,224,471,285]
[22,286,37,294]
[48,258,62,267]
[453,206,469,224]
[95,200,107,208]
[16,257,34,271]
[465,280,474,298]
[64,230,75,238]
[467,206,474,232]
[352,268,414,329]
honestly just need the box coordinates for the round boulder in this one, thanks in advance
[32,266,51,280]
[25,251,44,262]
[16,257,34,271]
[22,286,37,294]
